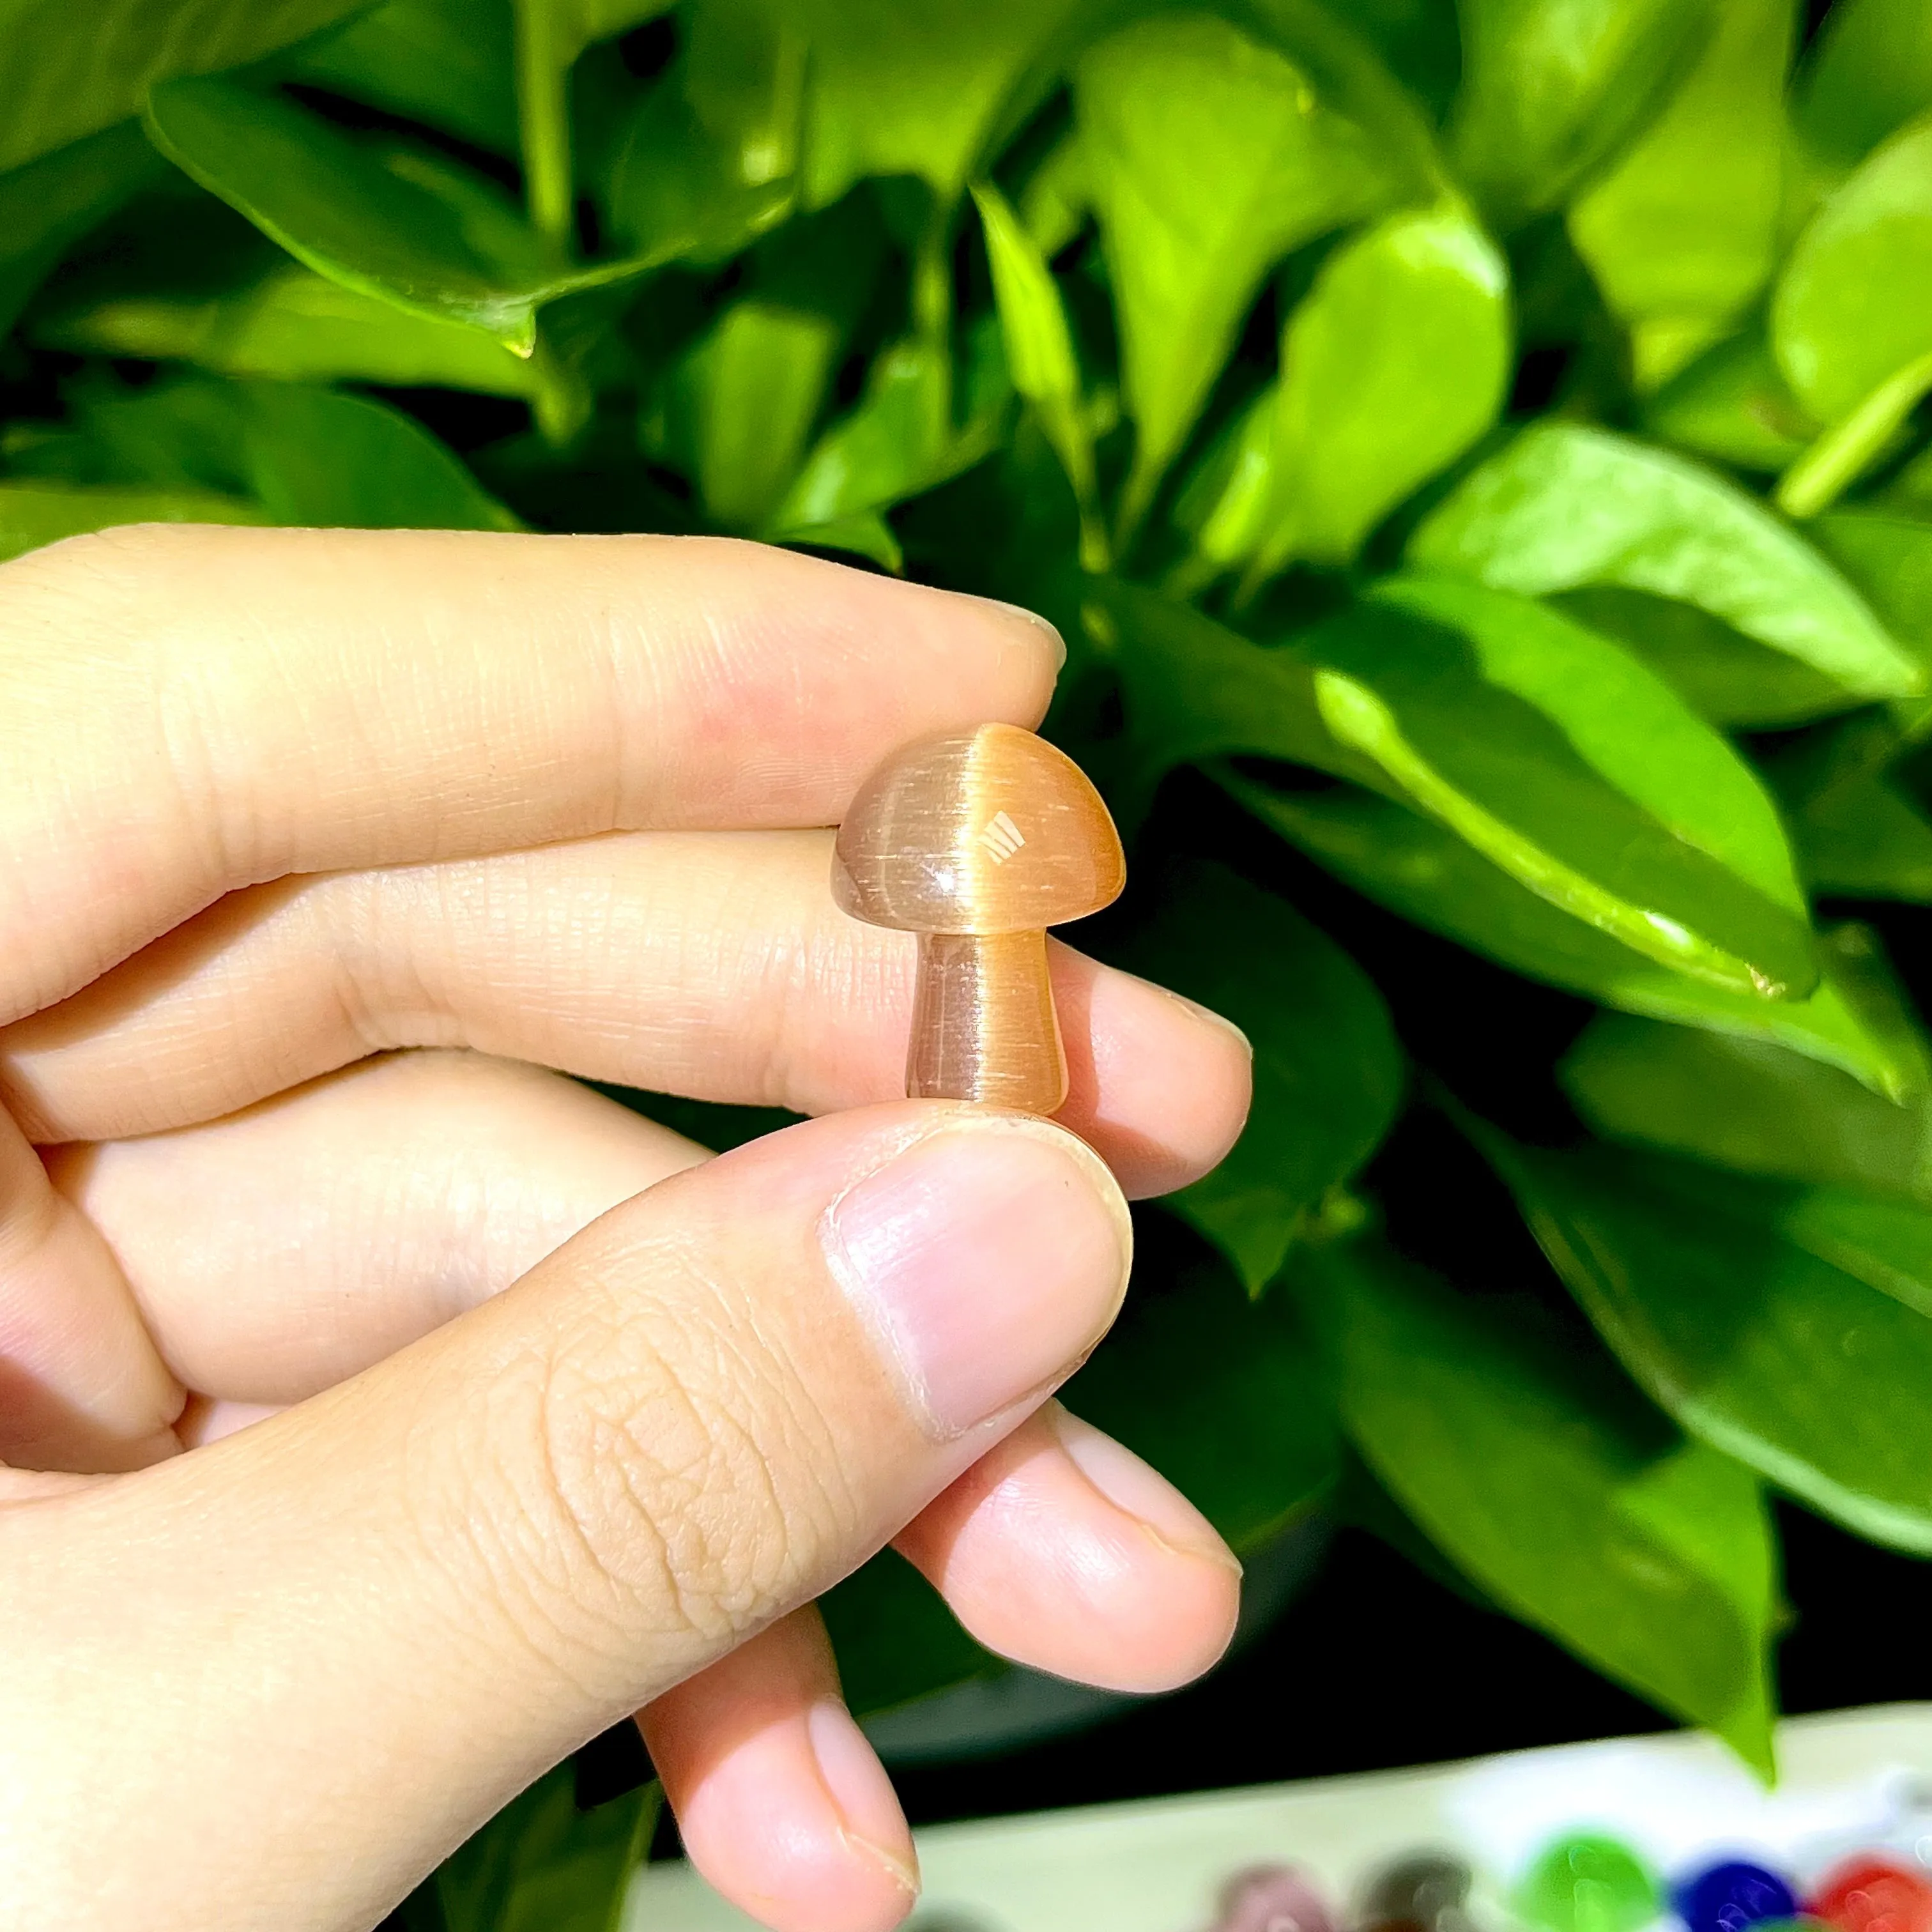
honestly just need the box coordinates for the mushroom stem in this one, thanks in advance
[907,930,1068,1113]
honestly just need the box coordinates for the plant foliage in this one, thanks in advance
[8,0,1932,1906]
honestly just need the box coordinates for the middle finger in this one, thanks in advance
[3,831,1251,1199]
[54,1048,1240,1692]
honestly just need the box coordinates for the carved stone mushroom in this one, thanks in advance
[832,722,1127,1114]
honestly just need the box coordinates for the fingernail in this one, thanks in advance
[1149,979,1253,1059]
[821,1118,1131,1438]
[1049,1404,1244,1574]
[806,1700,920,1897]
[965,593,1067,672]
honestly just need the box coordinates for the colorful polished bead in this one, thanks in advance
[1518,1834,1660,1932]
[1676,1861,1798,1932]
[1211,1864,1337,1932]
[1361,1852,1474,1932]
[1809,1857,1932,1932]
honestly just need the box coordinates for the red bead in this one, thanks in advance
[1809,1858,1932,1932]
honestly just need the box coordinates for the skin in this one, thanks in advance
[0,526,1252,1932]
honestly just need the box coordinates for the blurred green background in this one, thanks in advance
[7,0,1932,1922]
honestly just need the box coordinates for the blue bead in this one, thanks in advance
[1675,1862,1798,1932]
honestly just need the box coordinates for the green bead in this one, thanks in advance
[1517,1834,1661,1932]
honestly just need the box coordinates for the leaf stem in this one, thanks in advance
[513,0,574,255]
[1776,352,1932,520]
[912,206,953,349]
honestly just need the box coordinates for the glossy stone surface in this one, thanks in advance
[1518,1834,1660,1932]
[1809,1857,1932,1932]
[1675,1860,1798,1932]
[1210,1863,1337,1932]
[833,723,1125,935]
[834,723,1124,1112]
[1360,1851,1475,1932]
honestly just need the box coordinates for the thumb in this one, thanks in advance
[0,1102,1130,1932]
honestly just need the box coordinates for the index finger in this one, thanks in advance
[0,525,1061,1025]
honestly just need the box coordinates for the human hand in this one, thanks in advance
[0,526,1251,1932]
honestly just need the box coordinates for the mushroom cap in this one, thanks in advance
[832,723,1125,935]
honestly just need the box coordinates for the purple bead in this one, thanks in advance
[1675,1862,1798,1932]
[1212,1865,1338,1932]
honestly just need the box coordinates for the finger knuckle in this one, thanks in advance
[470,1237,857,1666]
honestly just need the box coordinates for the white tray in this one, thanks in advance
[622,1703,1932,1932]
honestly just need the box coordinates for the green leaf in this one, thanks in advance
[1485,1133,1932,1560]
[0,0,369,173]
[144,76,655,354]
[1775,353,1932,523]
[1020,130,1090,259]
[1546,587,1857,728]
[1567,0,1795,392]
[1763,517,1932,897]
[1108,575,1817,997]
[1407,422,1924,702]
[970,180,1105,570]
[1793,0,1932,172]
[770,337,1004,540]
[41,369,518,530]
[1248,201,1511,576]
[288,0,521,155]
[1075,11,1403,534]
[1101,578,1369,831]
[1105,860,1404,1292]
[737,0,1092,213]
[1562,995,1932,1200]
[1766,709,1932,903]
[525,0,673,70]
[1790,766,1932,902]
[434,1759,656,1932]
[1641,327,1817,475]
[1224,774,1920,1098]
[1332,1446,1501,1611]
[0,122,165,339]
[1882,443,1932,518]
[1242,0,1451,198]
[0,481,266,564]
[1772,117,1932,435]
[1167,383,1280,595]
[1106,576,1817,1000]
[777,342,948,528]
[234,382,522,528]
[1304,1236,1778,1772]
[604,78,795,267]
[1325,0,1462,121]
[1809,509,1932,665]
[780,510,903,571]
[1337,575,1816,997]
[33,258,542,396]
[1446,0,1717,230]
[604,12,803,266]
[656,300,843,530]
[823,1548,998,1721]
[1068,1222,1340,1549]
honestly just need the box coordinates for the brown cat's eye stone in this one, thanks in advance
[833,723,1126,1114]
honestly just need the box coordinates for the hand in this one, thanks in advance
[0,526,1251,1932]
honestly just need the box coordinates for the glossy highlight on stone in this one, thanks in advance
[1361,1851,1476,1932]
[1517,1833,1660,1932]
[1675,1860,1798,1932]
[1809,1857,1932,1932]
[1209,1863,1337,1932]
[834,723,1126,1113]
